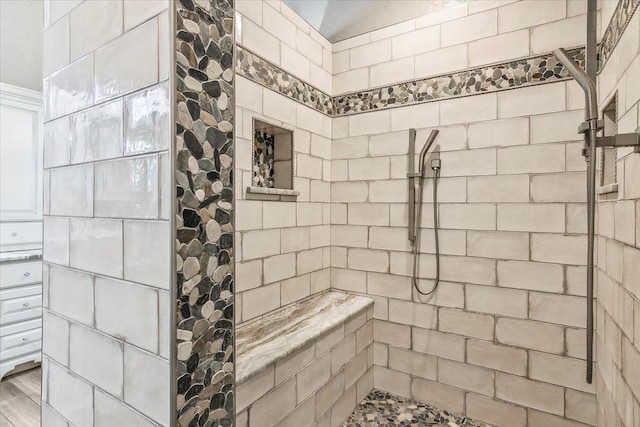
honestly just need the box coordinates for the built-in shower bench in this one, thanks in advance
[236,291,374,427]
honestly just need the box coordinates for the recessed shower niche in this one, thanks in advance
[248,118,297,201]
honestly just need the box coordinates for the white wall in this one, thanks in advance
[41,1,171,426]
[0,0,43,91]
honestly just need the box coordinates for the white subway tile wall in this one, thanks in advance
[331,0,588,94]
[235,77,332,322]
[42,1,170,426]
[330,71,599,423]
[595,7,640,427]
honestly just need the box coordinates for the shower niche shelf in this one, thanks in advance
[248,118,297,202]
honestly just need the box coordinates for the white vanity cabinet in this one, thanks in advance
[0,82,44,379]
[0,255,43,379]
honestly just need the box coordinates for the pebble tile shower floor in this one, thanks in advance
[342,390,493,427]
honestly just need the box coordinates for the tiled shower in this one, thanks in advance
[38,0,639,426]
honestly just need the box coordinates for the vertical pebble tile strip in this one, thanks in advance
[175,0,235,426]
[343,389,494,427]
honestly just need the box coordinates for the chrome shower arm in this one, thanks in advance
[553,48,598,121]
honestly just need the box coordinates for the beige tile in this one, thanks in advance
[527,409,592,427]
[498,144,565,174]
[531,172,586,202]
[467,230,529,260]
[296,352,330,403]
[344,350,368,390]
[497,0,566,33]
[387,299,437,330]
[411,377,465,414]
[374,366,411,399]
[250,378,297,426]
[331,268,367,293]
[498,82,566,118]
[531,233,587,265]
[466,394,526,427]
[315,372,345,418]
[529,292,586,328]
[412,327,465,361]
[441,9,497,46]
[467,339,527,376]
[388,347,437,381]
[439,308,494,340]
[441,256,496,286]
[529,351,595,394]
[466,284,527,318]
[316,325,345,356]
[497,260,564,293]
[367,273,412,301]
[330,385,357,427]
[469,29,530,67]
[374,320,411,349]
[496,318,564,354]
[497,203,565,233]
[440,94,498,126]
[331,334,356,374]
[496,372,564,415]
[242,283,281,321]
[468,175,529,202]
[565,388,597,426]
[438,359,495,396]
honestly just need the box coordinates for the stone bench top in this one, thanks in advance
[236,291,374,384]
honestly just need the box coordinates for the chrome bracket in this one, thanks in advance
[578,119,604,134]
[596,133,640,153]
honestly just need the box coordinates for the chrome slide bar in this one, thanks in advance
[553,47,598,385]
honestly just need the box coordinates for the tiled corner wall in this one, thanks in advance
[329,1,598,426]
[229,1,638,426]
[595,5,640,427]
[41,1,171,426]
[331,78,597,427]
[234,0,333,325]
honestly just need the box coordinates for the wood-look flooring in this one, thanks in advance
[0,368,41,427]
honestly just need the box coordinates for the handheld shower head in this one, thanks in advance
[418,129,440,176]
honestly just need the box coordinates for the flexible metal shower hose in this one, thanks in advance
[411,168,440,295]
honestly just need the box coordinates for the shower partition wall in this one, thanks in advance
[233,0,639,426]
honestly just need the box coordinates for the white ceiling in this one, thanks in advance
[283,0,462,42]
[0,0,43,92]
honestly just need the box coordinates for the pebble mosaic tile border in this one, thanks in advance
[342,389,494,427]
[598,0,640,69]
[332,48,585,115]
[237,44,583,117]
[174,0,235,426]
[236,0,637,118]
[236,46,335,116]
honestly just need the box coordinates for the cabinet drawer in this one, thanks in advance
[0,223,42,247]
[0,339,41,362]
[0,261,42,289]
[0,285,42,325]
[0,318,41,337]
[0,328,41,354]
